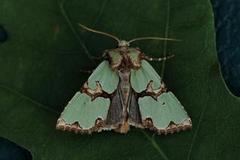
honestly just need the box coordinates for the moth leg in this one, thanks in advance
[89,55,104,60]
[79,52,109,74]
[89,51,111,60]
[79,69,94,74]
[79,65,97,74]
[144,54,174,62]
[81,81,110,100]
[139,81,167,99]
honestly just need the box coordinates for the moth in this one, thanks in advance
[56,24,192,135]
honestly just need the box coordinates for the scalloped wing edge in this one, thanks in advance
[56,118,106,134]
[142,118,192,135]
[56,117,192,135]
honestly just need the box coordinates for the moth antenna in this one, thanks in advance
[128,37,181,44]
[78,23,121,44]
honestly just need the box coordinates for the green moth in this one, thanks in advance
[56,24,192,135]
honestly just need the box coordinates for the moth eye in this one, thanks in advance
[162,102,166,105]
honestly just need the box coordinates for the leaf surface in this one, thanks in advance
[0,0,240,159]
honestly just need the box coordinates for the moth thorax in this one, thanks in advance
[118,40,129,47]
[118,70,130,81]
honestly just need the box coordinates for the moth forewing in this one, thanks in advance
[56,92,110,134]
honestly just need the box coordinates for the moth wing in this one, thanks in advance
[127,48,142,67]
[128,91,142,127]
[88,60,119,94]
[139,92,192,134]
[105,89,124,127]
[107,50,123,68]
[56,92,110,133]
[131,60,161,93]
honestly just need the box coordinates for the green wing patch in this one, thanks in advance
[88,60,119,94]
[131,60,161,93]
[139,92,191,133]
[57,92,110,132]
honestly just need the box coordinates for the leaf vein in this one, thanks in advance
[0,84,59,114]
[160,0,170,79]
[142,131,169,160]
[59,0,96,65]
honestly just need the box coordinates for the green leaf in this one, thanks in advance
[0,0,239,159]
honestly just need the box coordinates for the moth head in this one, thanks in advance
[118,40,130,47]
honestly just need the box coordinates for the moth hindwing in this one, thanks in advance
[56,42,192,135]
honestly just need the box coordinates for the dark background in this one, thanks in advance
[211,0,240,97]
[0,0,239,159]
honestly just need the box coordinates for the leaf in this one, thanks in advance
[0,0,240,159]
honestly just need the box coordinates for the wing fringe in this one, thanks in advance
[142,118,192,135]
[56,118,105,134]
